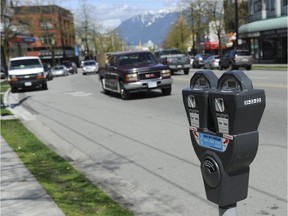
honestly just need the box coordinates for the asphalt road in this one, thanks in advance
[11,68,287,216]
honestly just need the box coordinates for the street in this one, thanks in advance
[12,68,287,216]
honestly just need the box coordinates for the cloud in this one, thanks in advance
[93,3,145,29]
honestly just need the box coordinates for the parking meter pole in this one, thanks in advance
[219,204,238,216]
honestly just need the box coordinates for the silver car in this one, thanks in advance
[82,60,99,75]
[203,55,220,69]
[51,65,69,77]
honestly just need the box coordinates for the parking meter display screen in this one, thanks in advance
[221,77,241,91]
[193,77,210,89]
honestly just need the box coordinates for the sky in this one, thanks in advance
[59,0,179,29]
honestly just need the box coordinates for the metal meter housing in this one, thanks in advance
[182,70,266,207]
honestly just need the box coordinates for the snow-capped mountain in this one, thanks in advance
[115,10,179,47]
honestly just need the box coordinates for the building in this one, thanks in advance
[238,0,287,63]
[11,5,76,65]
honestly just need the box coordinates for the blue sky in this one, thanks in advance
[59,0,179,29]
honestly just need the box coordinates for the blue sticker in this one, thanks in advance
[198,133,225,152]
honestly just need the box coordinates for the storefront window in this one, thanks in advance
[254,0,262,12]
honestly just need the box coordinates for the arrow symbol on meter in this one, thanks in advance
[187,95,196,108]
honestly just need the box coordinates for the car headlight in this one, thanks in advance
[9,75,17,81]
[36,72,45,79]
[161,69,171,78]
[125,73,138,82]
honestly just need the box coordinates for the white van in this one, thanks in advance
[8,56,48,93]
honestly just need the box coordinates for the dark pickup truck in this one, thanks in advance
[98,51,173,100]
[154,48,191,75]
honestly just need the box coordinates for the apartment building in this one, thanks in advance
[239,0,287,63]
[11,5,76,65]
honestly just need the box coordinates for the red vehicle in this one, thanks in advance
[98,51,173,100]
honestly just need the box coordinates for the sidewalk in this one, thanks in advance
[1,134,65,215]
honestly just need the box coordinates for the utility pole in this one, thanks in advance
[234,0,239,49]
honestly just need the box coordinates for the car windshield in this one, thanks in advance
[160,49,180,55]
[55,66,64,70]
[118,53,157,66]
[236,51,251,56]
[84,61,96,66]
[10,59,42,70]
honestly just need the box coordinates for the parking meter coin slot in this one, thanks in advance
[201,157,221,188]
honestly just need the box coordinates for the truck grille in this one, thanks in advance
[16,74,38,81]
[138,71,161,80]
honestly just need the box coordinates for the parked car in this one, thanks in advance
[82,60,99,75]
[98,51,173,100]
[219,50,253,70]
[43,64,53,81]
[193,54,211,68]
[203,55,220,69]
[51,65,69,77]
[8,56,47,93]
[154,49,191,75]
[64,62,77,74]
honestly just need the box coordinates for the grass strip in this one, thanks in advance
[1,119,133,216]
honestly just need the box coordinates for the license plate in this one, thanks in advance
[177,65,182,68]
[24,82,32,86]
[148,82,157,88]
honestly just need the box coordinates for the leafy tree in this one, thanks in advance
[224,0,248,33]
[163,15,190,53]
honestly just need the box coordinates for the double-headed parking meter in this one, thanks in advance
[182,70,265,215]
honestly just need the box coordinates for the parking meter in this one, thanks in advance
[182,70,218,131]
[182,70,265,213]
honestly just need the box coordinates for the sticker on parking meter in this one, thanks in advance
[196,132,229,152]
[216,114,229,134]
[189,110,199,128]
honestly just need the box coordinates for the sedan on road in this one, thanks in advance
[82,60,99,75]
[51,65,69,77]
[203,55,220,69]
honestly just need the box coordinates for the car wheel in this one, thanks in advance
[246,65,251,70]
[119,81,130,100]
[42,83,48,90]
[11,87,17,93]
[184,69,189,75]
[161,86,172,96]
[219,63,223,70]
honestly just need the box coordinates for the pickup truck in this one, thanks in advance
[154,48,191,75]
[98,51,173,100]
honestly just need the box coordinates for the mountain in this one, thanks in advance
[115,10,179,48]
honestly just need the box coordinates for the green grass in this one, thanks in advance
[252,65,287,70]
[1,80,10,92]
[1,120,134,216]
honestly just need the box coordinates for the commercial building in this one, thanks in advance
[10,5,76,65]
[239,0,287,63]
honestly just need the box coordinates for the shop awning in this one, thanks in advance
[239,16,287,34]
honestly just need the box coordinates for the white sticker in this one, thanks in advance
[190,110,199,128]
[217,114,229,134]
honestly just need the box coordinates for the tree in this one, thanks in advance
[205,0,225,55]
[163,15,190,53]
[1,0,16,65]
[224,0,248,33]
[184,0,210,54]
